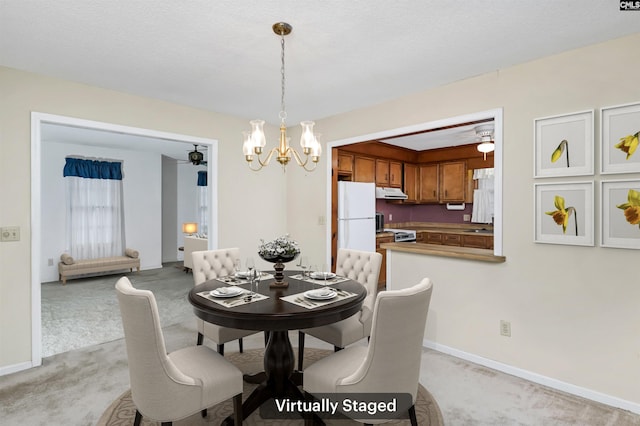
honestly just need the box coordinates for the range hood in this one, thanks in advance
[375,187,408,200]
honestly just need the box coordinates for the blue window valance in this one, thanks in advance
[63,158,123,180]
[197,171,207,186]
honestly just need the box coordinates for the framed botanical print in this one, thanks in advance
[534,182,594,246]
[601,102,640,174]
[601,180,640,249]
[534,110,594,178]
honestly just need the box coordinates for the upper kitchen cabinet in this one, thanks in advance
[353,156,376,182]
[337,152,354,175]
[418,164,439,203]
[375,159,402,187]
[439,161,466,203]
[417,161,466,203]
[403,163,418,203]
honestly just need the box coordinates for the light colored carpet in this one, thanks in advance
[97,348,444,425]
[41,263,194,357]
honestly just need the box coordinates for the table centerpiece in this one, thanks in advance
[258,235,300,288]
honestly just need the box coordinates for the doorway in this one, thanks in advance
[325,108,503,266]
[30,112,219,365]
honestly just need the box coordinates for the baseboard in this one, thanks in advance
[423,339,640,415]
[0,360,34,377]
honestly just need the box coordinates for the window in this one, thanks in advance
[63,158,125,259]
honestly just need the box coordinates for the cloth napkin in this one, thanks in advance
[289,273,349,286]
[197,289,268,308]
[215,272,274,286]
[281,288,356,310]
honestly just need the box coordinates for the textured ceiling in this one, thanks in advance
[2,1,637,155]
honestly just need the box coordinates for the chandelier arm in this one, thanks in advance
[290,147,309,167]
[290,148,319,172]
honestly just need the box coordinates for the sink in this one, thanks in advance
[465,229,493,234]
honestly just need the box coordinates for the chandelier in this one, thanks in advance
[242,22,322,172]
[475,124,495,160]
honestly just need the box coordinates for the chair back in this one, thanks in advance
[335,248,382,312]
[192,248,240,285]
[115,277,200,418]
[338,278,433,400]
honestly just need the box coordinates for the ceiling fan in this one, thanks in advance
[185,144,207,166]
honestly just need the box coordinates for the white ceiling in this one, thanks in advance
[2,1,637,155]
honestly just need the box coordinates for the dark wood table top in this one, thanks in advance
[188,271,366,331]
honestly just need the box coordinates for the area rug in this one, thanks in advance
[98,348,444,425]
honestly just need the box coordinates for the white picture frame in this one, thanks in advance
[534,110,594,178]
[601,102,640,174]
[534,181,594,246]
[600,179,640,249]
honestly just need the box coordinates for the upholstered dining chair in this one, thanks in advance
[191,247,260,355]
[297,248,382,370]
[303,278,433,426]
[115,277,243,426]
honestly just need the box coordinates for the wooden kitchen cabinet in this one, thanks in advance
[375,159,389,186]
[354,156,376,183]
[389,161,402,188]
[442,233,462,246]
[337,152,354,174]
[419,164,439,203]
[403,163,418,203]
[376,234,394,289]
[425,232,443,244]
[439,161,466,202]
[461,234,493,249]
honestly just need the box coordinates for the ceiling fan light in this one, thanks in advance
[477,142,495,153]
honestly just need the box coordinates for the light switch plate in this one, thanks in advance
[1,226,20,242]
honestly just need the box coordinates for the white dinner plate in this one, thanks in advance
[304,289,337,300]
[210,287,244,298]
[310,271,336,280]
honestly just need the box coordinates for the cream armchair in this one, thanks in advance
[115,277,243,425]
[298,248,382,370]
[303,278,433,426]
[191,248,260,354]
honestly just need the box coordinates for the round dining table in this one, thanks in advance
[188,270,366,423]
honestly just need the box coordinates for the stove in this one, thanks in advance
[383,228,417,242]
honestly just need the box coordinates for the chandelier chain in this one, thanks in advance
[279,35,287,123]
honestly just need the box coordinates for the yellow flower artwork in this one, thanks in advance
[616,189,640,228]
[545,195,578,235]
[551,139,569,167]
[614,131,639,160]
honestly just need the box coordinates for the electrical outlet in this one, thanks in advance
[500,320,511,337]
[388,214,393,221]
[318,215,326,225]
[463,214,471,222]
[1,226,20,242]
[48,258,54,266]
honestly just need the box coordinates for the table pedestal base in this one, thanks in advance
[223,330,307,425]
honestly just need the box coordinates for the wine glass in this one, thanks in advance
[298,256,309,278]
[244,257,255,301]
[233,258,241,275]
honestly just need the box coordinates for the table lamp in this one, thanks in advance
[182,222,198,236]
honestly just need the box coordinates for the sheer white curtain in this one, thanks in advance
[64,158,125,259]
[197,170,208,237]
[471,168,495,224]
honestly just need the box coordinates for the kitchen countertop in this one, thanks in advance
[380,242,505,263]
[377,222,494,237]
[377,222,503,263]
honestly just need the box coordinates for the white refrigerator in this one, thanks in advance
[338,181,376,252]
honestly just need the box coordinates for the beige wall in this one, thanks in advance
[2,31,640,409]
[0,66,294,367]
[288,32,640,407]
